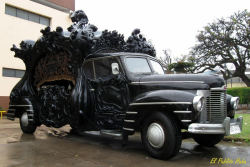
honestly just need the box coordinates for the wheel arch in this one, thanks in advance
[8,97,40,125]
[127,90,197,130]
[140,111,182,159]
[136,110,183,132]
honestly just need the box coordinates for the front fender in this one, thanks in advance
[128,90,196,117]
[124,90,197,132]
[131,90,195,107]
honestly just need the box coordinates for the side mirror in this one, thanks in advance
[111,63,120,75]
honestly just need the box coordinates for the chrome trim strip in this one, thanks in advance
[181,120,192,123]
[123,127,134,131]
[100,130,122,137]
[124,120,135,123]
[129,102,192,106]
[6,113,15,115]
[174,111,192,114]
[210,86,226,90]
[26,110,34,112]
[131,81,204,85]
[126,111,138,114]
[85,54,122,61]
[9,105,32,107]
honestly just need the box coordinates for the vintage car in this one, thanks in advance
[7,10,243,160]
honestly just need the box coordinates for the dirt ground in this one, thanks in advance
[0,118,250,167]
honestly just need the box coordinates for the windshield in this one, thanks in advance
[125,57,152,74]
[150,60,164,74]
[125,57,165,74]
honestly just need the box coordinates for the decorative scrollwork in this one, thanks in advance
[34,52,75,88]
[10,9,156,128]
[38,85,71,128]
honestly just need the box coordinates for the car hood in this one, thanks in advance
[139,74,225,89]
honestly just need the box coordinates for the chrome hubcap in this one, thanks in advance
[21,112,29,127]
[147,123,165,148]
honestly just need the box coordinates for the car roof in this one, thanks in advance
[85,52,152,60]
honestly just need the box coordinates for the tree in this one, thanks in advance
[191,10,250,86]
[168,54,194,73]
[159,49,172,70]
[168,61,194,73]
[160,50,194,73]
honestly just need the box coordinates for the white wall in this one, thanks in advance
[0,0,72,96]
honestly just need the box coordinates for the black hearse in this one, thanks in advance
[7,10,243,160]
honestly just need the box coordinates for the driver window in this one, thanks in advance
[94,57,120,79]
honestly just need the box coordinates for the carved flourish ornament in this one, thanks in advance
[34,52,75,88]
[10,10,156,128]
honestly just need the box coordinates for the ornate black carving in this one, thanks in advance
[125,29,156,57]
[90,74,129,129]
[39,85,71,128]
[34,52,75,88]
[90,30,126,53]
[11,40,34,67]
[10,41,36,100]
[66,10,155,56]
[10,10,155,128]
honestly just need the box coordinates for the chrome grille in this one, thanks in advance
[206,89,227,123]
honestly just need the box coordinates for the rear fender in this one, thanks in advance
[7,97,39,124]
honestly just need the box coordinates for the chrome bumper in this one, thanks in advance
[188,116,243,136]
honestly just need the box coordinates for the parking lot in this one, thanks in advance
[0,118,249,167]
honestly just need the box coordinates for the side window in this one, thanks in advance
[83,61,94,79]
[94,57,120,78]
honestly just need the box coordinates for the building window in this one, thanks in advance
[5,5,50,26]
[2,68,25,78]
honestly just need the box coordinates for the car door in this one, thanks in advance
[89,56,129,129]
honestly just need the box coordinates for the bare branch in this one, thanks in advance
[190,10,250,86]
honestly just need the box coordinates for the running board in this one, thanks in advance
[82,130,123,138]
[100,130,123,137]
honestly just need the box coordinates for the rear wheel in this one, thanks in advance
[141,112,182,160]
[193,134,224,147]
[20,112,37,134]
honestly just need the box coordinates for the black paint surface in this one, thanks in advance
[7,10,230,134]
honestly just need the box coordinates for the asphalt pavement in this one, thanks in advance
[0,118,249,167]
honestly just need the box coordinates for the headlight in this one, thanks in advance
[193,96,205,112]
[230,97,239,110]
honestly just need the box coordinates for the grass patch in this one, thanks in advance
[227,87,250,104]
[224,113,250,143]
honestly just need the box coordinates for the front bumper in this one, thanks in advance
[188,116,243,136]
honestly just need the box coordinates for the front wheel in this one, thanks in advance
[20,112,37,134]
[141,112,182,160]
[227,110,235,119]
[193,134,224,147]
